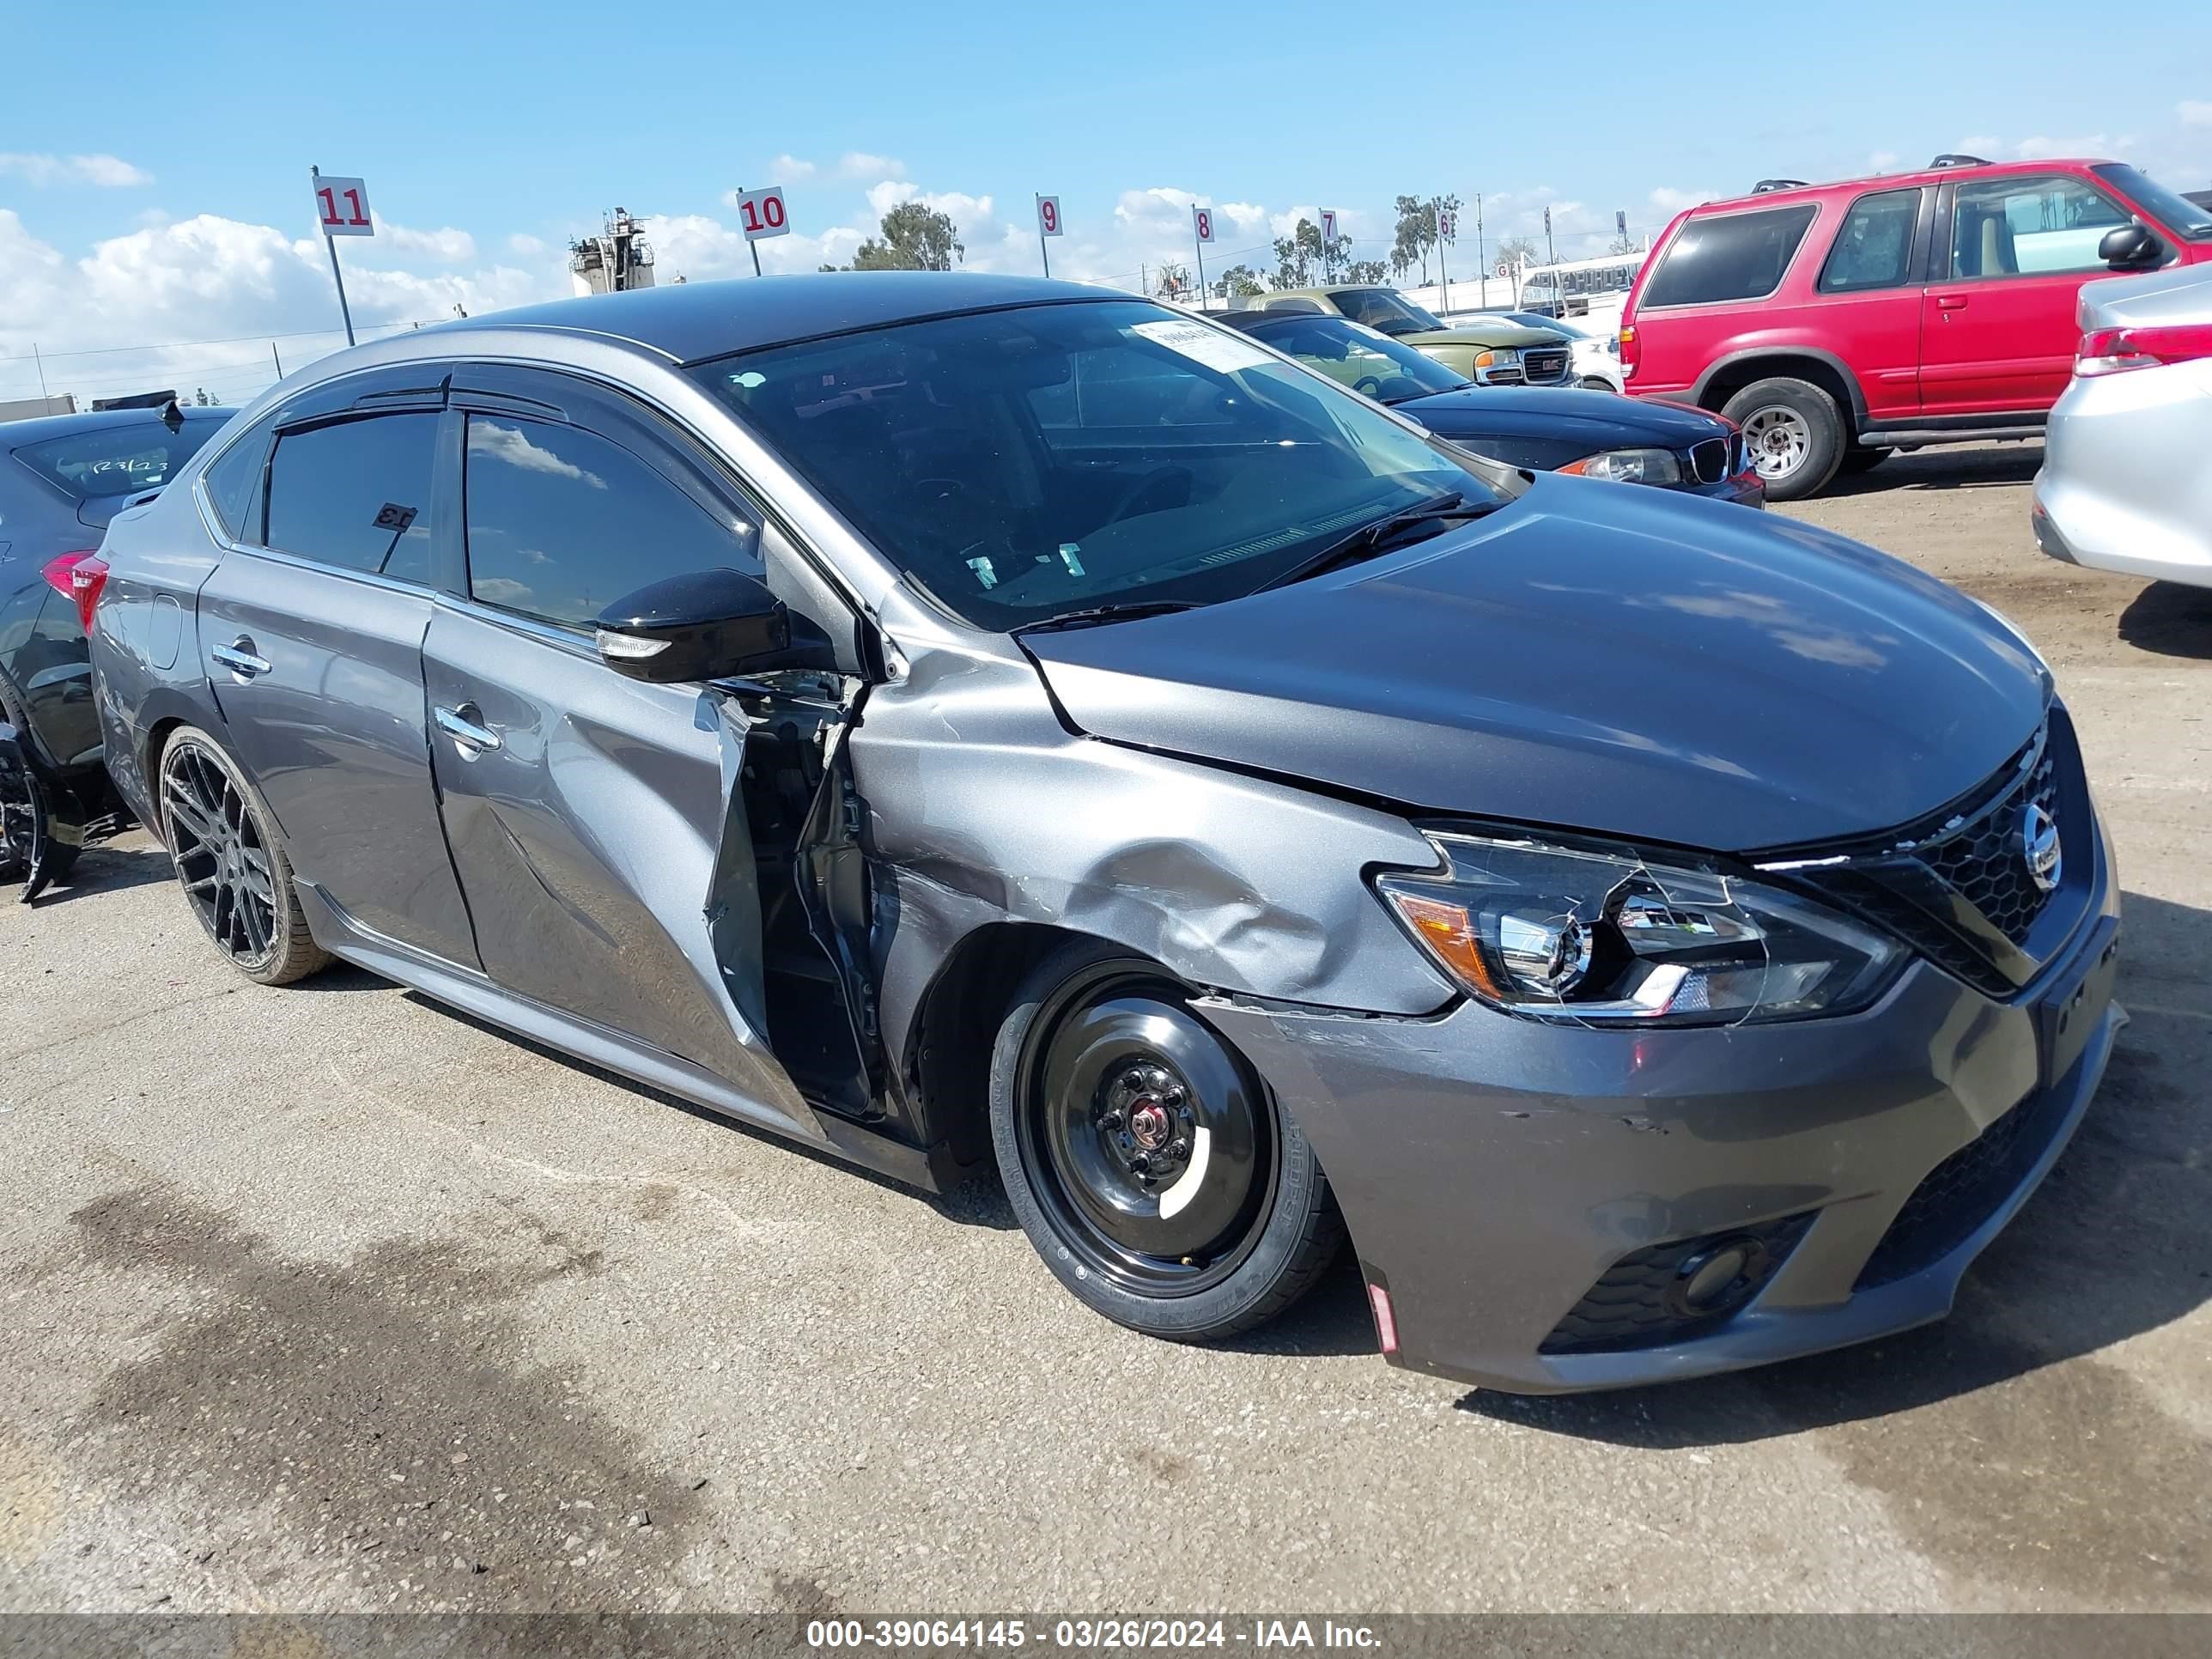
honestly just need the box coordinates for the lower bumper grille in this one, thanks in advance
[1540,1212,1815,1354]
[1855,1083,2074,1290]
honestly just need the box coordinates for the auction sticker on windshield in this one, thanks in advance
[1131,319,1273,375]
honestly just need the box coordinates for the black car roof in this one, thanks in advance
[427,272,1124,366]
[2,405,231,451]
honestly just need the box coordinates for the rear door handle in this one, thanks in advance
[434,702,502,756]
[1936,294,1970,310]
[211,637,272,679]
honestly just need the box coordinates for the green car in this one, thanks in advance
[1236,286,1573,386]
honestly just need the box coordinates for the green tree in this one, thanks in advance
[1390,194,1462,286]
[1342,258,1389,285]
[1272,216,1340,289]
[850,202,964,270]
[1217,264,1265,299]
[1495,234,1540,271]
[1607,233,1640,256]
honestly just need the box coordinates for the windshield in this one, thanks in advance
[10,419,222,501]
[2094,163,2212,243]
[1246,316,1469,403]
[693,300,1516,630]
[1330,289,1448,335]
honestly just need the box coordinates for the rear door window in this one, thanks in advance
[461,415,762,629]
[1641,205,1819,306]
[202,427,273,543]
[1818,189,1922,292]
[263,413,441,584]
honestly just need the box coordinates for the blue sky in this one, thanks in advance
[4,0,2209,405]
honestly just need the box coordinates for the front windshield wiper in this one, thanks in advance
[1014,599,1200,635]
[1249,493,1496,594]
[1379,381,1474,404]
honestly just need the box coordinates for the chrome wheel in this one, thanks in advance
[1742,404,1813,481]
[161,739,278,965]
[1014,964,1278,1297]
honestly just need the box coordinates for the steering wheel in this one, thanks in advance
[1102,465,1193,527]
[1353,375,1386,397]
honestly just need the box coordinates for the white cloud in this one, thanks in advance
[1649,185,1714,215]
[863,180,994,224]
[467,419,606,487]
[1221,202,1268,232]
[380,223,477,262]
[1866,151,1900,173]
[507,233,548,257]
[769,154,819,180]
[837,152,904,180]
[0,152,153,188]
[2182,101,2212,128]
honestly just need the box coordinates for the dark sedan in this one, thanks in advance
[1,404,230,881]
[1222,309,1762,507]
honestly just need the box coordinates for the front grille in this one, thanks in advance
[1688,436,1731,483]
[1540,1212,1815,1354]
[1522,348,1571,384]
[1774,709,2087,998]
[1855,1081,2075,1289]
[1923,744,2057,944]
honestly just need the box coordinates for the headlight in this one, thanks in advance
[1559,447,1682,484]
[1375,832,1902,1025]
[1471,348,1521,370]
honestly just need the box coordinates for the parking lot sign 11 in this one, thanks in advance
[309,167,369,349]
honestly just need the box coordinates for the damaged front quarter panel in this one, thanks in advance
[845,601,1459,1091]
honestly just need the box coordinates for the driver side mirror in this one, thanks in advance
[2100,223,2166,270]
[596,568,794,683]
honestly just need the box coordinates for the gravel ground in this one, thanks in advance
[2,441,2206,1614]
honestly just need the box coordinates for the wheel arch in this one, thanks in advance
[1692,348,1868,430]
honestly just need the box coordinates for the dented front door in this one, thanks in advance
[421,602,812,1128]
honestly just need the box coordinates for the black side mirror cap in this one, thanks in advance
[595,568,792,684]
[2100,223,2166,270]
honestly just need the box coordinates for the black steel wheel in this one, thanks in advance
[158,726,329,985]
[0,744,49,895]
[990,939,1342,1341]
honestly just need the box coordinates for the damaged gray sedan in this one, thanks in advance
[89,275,2120,1393]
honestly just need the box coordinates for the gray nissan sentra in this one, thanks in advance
[88,274,2120,1394]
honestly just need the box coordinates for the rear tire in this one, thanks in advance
[0,678,80,890]
[988,939,1343,1342]
[1722,377,1846,501]
[156,726,330,985]
[1839,446,1893,475]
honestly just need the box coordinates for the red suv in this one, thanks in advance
[1619,155,2212,498]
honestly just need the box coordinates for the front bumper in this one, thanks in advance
[1203,808,2120,1394]
[1685,473,1765,508]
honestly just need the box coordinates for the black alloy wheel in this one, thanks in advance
[157,728,329,984]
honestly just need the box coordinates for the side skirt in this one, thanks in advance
[294,878,953,1194]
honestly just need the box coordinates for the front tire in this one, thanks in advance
[989,939,1343,1342]
[1723,377,1846,501]
[157,726,330,985]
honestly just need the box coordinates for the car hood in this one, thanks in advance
[1401,324,1562,349]
[1021,477,2048,853]
[1395,386,1728,449]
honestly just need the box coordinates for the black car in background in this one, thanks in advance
[1221,310,1761,506]
[1,405,230,883]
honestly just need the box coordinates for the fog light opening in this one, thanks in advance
[1665,1235,1771,1319]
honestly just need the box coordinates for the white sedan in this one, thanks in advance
[2034,262,2212,588]
[1498,311,1624,392]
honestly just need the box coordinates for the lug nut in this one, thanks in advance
[1098,1109,1124,1129]
[1168,1138,1189,1159]
[1131,1153,1152,1174]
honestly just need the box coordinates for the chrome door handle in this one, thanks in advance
[211,638,272,679]
[434,703,502,755]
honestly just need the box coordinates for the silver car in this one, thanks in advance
[90,275,2118,1395]
[2034,260,2212,586]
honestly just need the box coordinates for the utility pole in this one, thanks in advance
[1474,194,1486,306]
[32,343,48,398]
[270,342,284,380]
[1544,204,1555,267]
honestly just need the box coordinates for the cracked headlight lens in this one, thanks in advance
[1375,833,1903,1025]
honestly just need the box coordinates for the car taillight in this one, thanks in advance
[1618,322,1639,380]
[2075,323,2212,377]
[40,550,110,633]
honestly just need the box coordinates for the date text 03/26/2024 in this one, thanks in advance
[805,1620,1382,1650]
